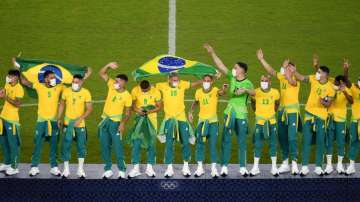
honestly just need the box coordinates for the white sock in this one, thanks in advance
[184,161,189,166]
[271,157,277,168]
[134,164,139,170]
[253,157,260,168]
[282,158,289,165]
[337,156,343,164]
[197,161,203,167]
[64,161,69,170]
[350,160,355,167]
[326,155,332,165]
[78,158,84,170]
[211,163,216,169]
[168,164,173,169]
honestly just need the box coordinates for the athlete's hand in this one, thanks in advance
[189,136,196,145]
[74,119,82,127]
[0,88,5,98]
[57,120,63,129]
[282,58,290,68]
[118,122,125,134]
[256,49,264,60]
[235,88,246,95]
[343,58,350,71]
[107,62,119,70]
[188,113,193,123]
[313,54,319,68]
[203,43,214,54]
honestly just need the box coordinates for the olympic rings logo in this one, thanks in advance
[160,180,179,190]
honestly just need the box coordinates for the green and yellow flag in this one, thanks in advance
[15,57,87,97]
[133,55,217,81]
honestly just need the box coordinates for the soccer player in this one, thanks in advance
[204,43,255,177]
[98,62,132,179]
[127,80,162,178]
[0,69,24,176]
[343,60,360,175]
[19,68,64,176]
[294,61,335,176]
[256,49,300,175]
[156,72,202,178]
[249,75,280,176]
[325,60,353,175]
[188,75,228,178]
[57,72,93,178]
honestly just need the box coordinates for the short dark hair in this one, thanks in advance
[319,66,330,75]
[168,72,179,78]
[236,62,248,72]
[288,62,295,66]
[116,74,128,82]
[44,70,55,78]
[203,74,213,80]
[73,74,84,80]
[335,75,345,83]
[8,69,20,78]
[140,80,150,90]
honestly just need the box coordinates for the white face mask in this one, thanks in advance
[6,76,12,84]
[260,81,269,90]
[171,81,179,88]
[232,68,237,77]
[315,72,321,81]
[72,83,80,91]
[49,78,57,87]
[113,83,121,90]
[202,82,211,90]
[358,81,360,88]
[280,67,285,75]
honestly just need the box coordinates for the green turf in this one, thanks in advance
[0,0,359,165]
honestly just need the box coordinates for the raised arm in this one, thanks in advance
[285,63,298,86]
[313,54,320,71]
[83,67,92,80]
[191,79,203,88]
[343,58,352,88]
[294,70,309,83]
[99,62,118,82]
[12,57,33,88]
[256,49,277,77]
[218,83,228,96]
[203,43,229,75]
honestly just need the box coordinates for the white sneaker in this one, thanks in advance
[291,161,299,175]
[239,167,249,177]
[164,164,174,178]
[300,166,309,176]
[194,163,204,177]
[118,170,126,179]
[346,162,356,175]
[128,164,141,178]
[0,164,11,172]
[278,160,290,174]
[314,166,324,176]
[250,166,260,176]
[271,167,279,177]
[336,163,345,174]
[145,164,156,177]
[5,167,19,176]
[182,162,191,177]
[220,166,228,177]
[210,163,219,178]
[62,167,70,178]
[29,167,40,176]
[77,168,86,178]
[324,164,334,175]
[102,170,113,179]
[50,167,61,176]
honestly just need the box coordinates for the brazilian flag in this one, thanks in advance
[15,57,87,97]
[133,55,217,81]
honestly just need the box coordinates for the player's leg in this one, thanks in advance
[269,124,279,176]
[164,120,175,177]
[128,139,142,178]
[60,125,73,178]
[75,127,87,178]
[220,115,232,177]
[335,122,346,174]
[209,123,219,178]
[314,118,326,176]
[346,122,359,175]
[250,124,263,176]
[179,121,191,177]
[145,139,156,177]
[29,122,46,176]
[324,119,335,174]
[277,110,289,172]
[109,120,126,179]
[49,121,61,176]
[236,119,249,176]
[194,122,205,177]
[287,113,299,175]
[300,120,313,176]
[99,121,113,178]
[3,121,20,175]
[0,122,11,171]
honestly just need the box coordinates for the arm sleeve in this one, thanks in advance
[107,78,115,88]
[16,86,25,99]
[154,88,161,102]
[181,80,191,89]
[125,93,133,107]
[85,90,92,102]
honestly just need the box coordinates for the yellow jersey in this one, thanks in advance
[351,84,360,120]
[33,82,64,120]
[253,88,280,125]
[156,80,190,121]
[328,87,351,122]
[305,75,335,120]
[277,73,300,113]
[102,79,132,122]
[131,85,161,128]
[0,83,24,123]
[61,87,92,127]
[195,87,219,122]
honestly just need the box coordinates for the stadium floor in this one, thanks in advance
[1,163,360,179]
